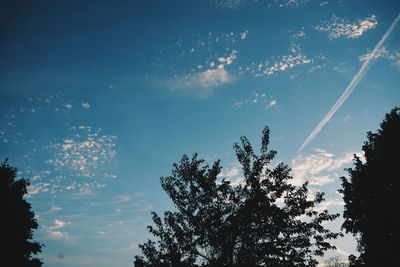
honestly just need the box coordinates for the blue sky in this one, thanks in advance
[1,0,399,266]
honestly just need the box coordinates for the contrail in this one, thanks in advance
[298,13,400,153]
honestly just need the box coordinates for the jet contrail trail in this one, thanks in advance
[298,13,400,153]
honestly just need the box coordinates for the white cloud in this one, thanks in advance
[359,46,400,67]
[45,219,74,242]
[291,149,359,186]
[49,219,70,230]
[268,100,277,107]
[200,67,232,87]
[209,0,310,9]
[315,15,378,39]
[171,67,233,96]
[26,183,51,197]
[263,54,311,75]
[218,50,237,65]
[233,91,276,109]
[314,199,344,213]
[219,166,240,179]
[49,206,62,213]
[76,187,96,196]
[343,115,352,122]
[242,45,311,77]
[44,126,117,194]
[47,230,70,239]
[289,28,307,40]
[240,30,248,40]
[81,103,90,108]
[168,50,238,96]
[218,164,245,186]
[210,0,247,9]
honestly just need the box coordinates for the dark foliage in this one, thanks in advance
[135,127,342,266]
[0,160,43,266]
[340,107,400,266]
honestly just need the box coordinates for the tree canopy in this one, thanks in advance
[340,107,400,266]
[135,126,342,267]
[0,160,43,266]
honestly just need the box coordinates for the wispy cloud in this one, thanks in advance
[233,91,277,109]
[240,45,311,77]
[291,148,359,186]
[81,102,91,108]
[45,219,74,243]
[268,99,277,107]
[315,15,378,39]
[49,219,70,230]
[299,13,400,153]
[209,0,311,9]
[209,0,247,9]
[359,46,400,67]
[218,164,245,186]
[314,198,344,213]
[168,50,238,96]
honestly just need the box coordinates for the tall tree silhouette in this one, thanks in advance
[135,127,342,267]
[0,160,43,266]
[340,107,400,266]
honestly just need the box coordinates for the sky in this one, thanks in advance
[0,0,399,266]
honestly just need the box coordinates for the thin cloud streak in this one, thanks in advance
[298,13,400,153]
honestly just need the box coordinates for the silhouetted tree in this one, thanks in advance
[340,107,400,267]
[0,160,43,266]
[135,127,342,266]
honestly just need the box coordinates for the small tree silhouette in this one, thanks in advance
[135,126,342,266]
[340,107,400,266]
[0,160,43,266]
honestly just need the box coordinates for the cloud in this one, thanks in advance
[81,102,90,108]
[291,149,358,186]
[26,183,51,197]
[209,0,311,9]
[51,206,62,212]
[200,67,232,87]
[233,91,276,109]
[241,45,311,77]
[289,28,307,40]
[209,0,247,9]
[240,30,249,40]
[315,15,378,39]
[299,13,400,152]
[45,219,74,242]
[168,50,238,96]
[218,164,245,186]
[45,126,117,184]
[343,115,352,122]
[268,100,277,107]
[359,46,400,67]
[47,230,71,240]
[46,206,62,213]
[170,67,233,96]
[49,219,70,230]
[314,199,344,213]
